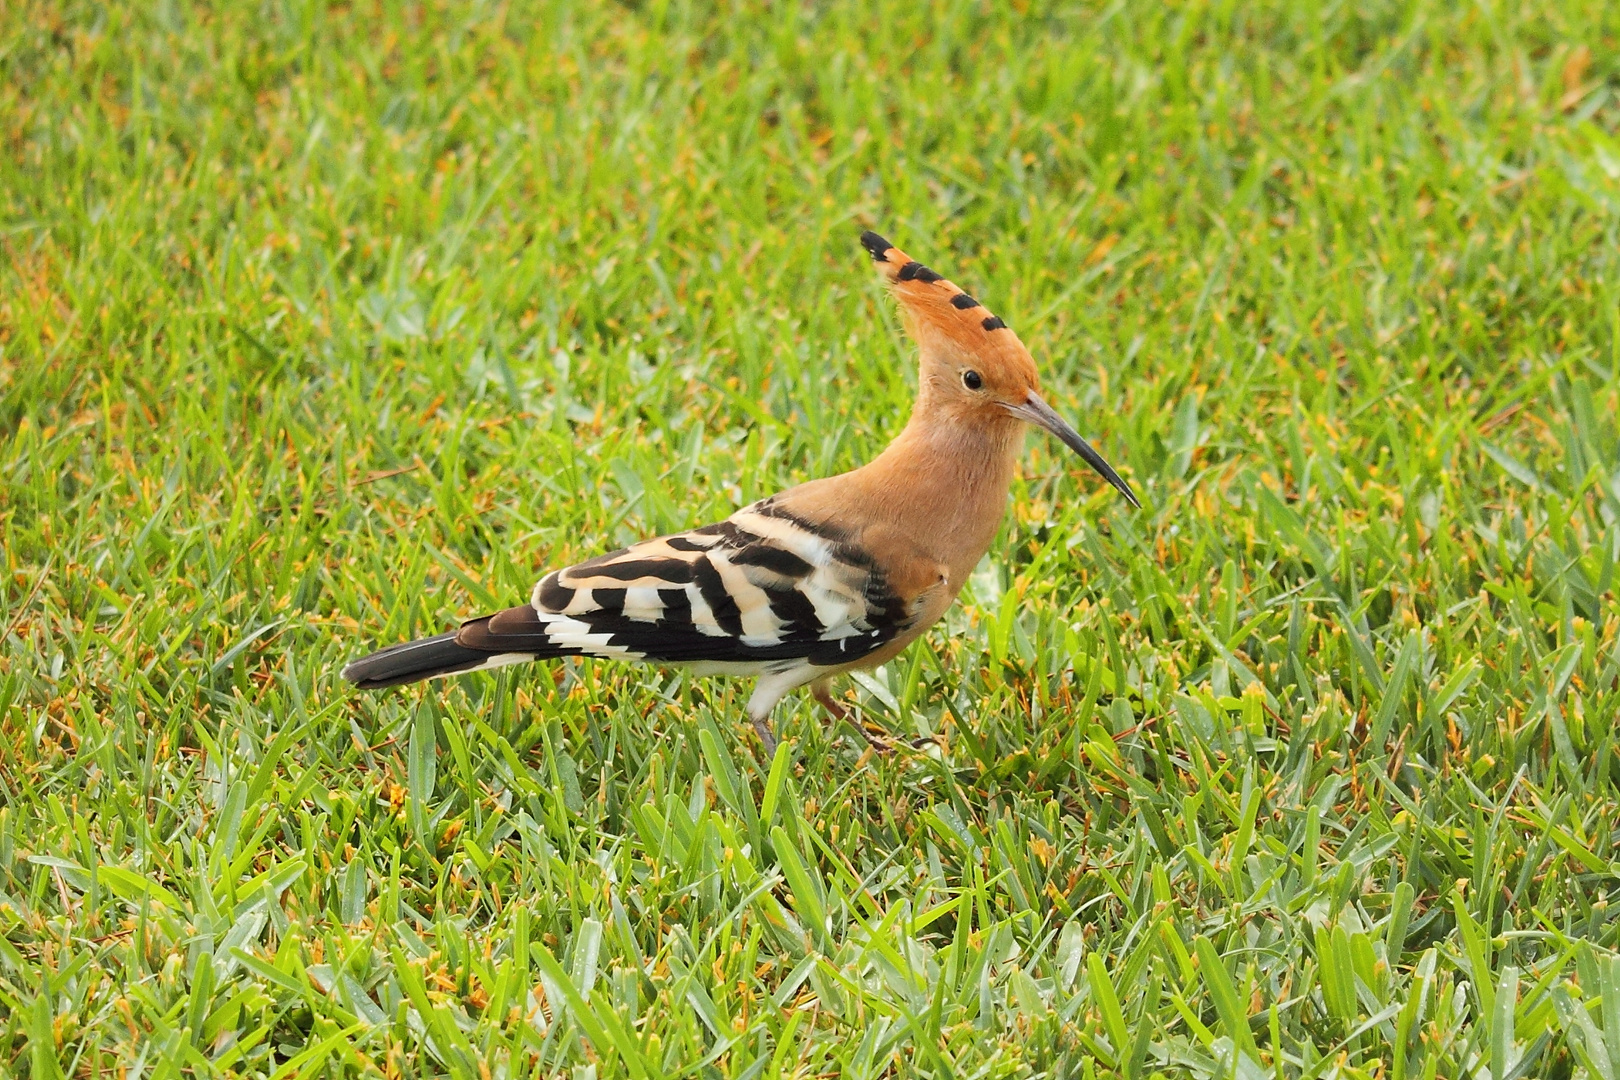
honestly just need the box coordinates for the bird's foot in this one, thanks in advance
[856,721,898,755]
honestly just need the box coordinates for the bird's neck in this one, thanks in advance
[854,406,1024,582]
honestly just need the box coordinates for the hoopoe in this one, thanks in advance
[343,231,1139,750]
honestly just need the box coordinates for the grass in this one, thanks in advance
[3,0,1620,1074]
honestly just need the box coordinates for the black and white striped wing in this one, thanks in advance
[454,500,914,671]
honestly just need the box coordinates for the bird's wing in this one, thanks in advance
[453,497,939,669]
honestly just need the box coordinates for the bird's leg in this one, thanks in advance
[814,678,896,754]
[748,674,803,758]
[751,716,778,757]
[811,679,848,722]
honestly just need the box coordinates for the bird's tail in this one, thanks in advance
[343,604,575,689]
[340,632,505,688]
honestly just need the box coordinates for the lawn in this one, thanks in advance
[3,0,1620,1075]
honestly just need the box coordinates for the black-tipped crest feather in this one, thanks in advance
[859,230,893,262]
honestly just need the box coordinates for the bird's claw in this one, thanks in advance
[857,723,897,755]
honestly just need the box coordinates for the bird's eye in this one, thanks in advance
[962,370,983,391]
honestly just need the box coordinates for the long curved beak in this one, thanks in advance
[1007,392,1141,508]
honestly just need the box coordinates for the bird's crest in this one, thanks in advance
[859,230,1035,379]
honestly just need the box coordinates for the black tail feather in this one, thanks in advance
[342,631,501,689]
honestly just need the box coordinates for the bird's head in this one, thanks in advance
[860,230,1139,508]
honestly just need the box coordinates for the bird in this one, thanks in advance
[343,231,1139,752]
